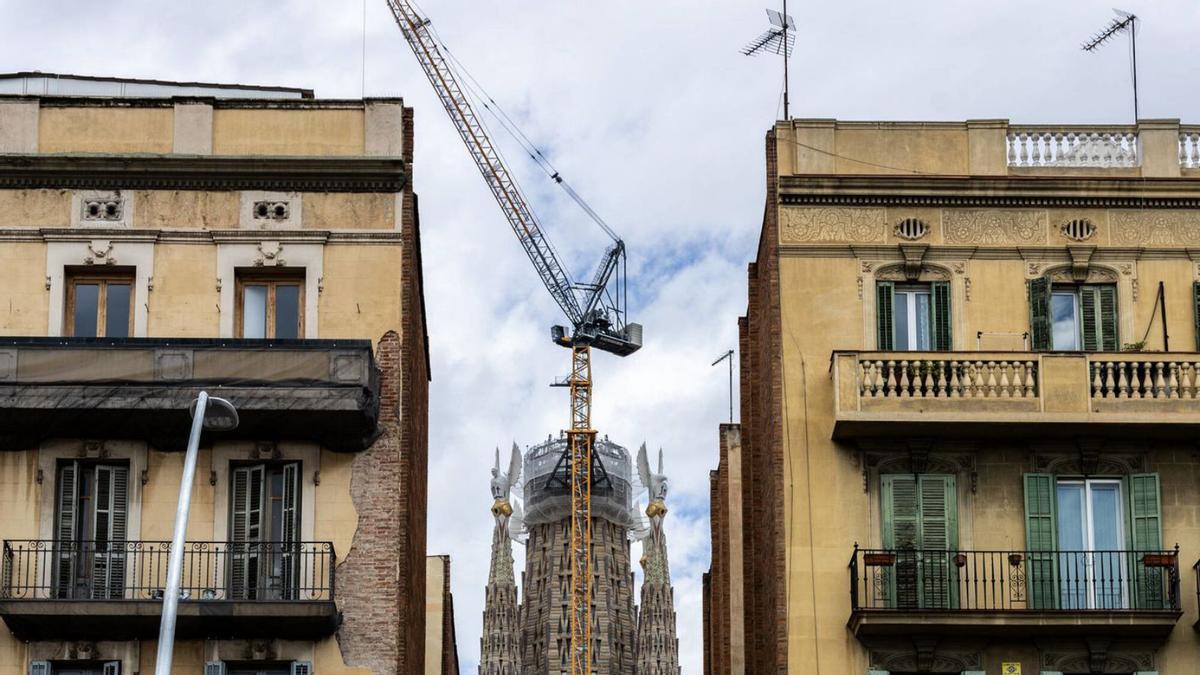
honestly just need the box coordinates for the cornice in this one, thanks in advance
[0,154,406,193]
[0,227,403,245]
[779,175,1200,208]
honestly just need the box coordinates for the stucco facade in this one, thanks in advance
[709,119,1200,674]
[0,91,430,674]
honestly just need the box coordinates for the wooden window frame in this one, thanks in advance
[234,270,305,339]
[64,268,135,338]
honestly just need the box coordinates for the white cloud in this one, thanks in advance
[4,1,1198,672]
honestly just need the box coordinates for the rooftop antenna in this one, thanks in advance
[712,349,735,424]
[742,3,797,119]
[1081,9,1140,122]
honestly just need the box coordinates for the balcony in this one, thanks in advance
[831,351,1200,440]
[849,546,1182,644]
[0,540,337,641]
[0,337,380,452]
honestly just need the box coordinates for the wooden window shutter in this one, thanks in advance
[917,475,957,609]
[1023,473,1058,609]
[881,474,919,608]
[1081,286,1100,351]
[1081,285,1119,352]
[1194,282,1200,350]
[230,465,262,600]
[204,662,227,675]
[1098,284,1119,351]
[876,282,895,350]
[281,462,301,600]
[290,661,312,675]
[930,281,952,350]
[28,661,49,675]
[91,465,129,600]
[1127,473,1165,608]
[54,461,79,599]
[1028,277,1052,350]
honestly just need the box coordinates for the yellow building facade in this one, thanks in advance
[708,119,1200,674]
[0,79,430,675]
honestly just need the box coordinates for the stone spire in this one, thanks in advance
[481,447,522,674]
[636,446,680,674]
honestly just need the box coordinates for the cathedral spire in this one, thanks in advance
[481,446,522,674]
[636,445,681,674]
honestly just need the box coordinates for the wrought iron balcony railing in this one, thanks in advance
[849,545,1180,613]
[1,540,335,602]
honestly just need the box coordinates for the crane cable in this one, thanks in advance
[411,2,622,244]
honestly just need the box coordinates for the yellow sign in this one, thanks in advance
[1002,664,1021,675]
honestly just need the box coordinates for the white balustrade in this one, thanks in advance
[1006,129,1140,168]
[858,357,1038,400]
[1181,131,1200,169]
[1090,359,1200,400]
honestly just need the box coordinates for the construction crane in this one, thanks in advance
[382,2,642,673]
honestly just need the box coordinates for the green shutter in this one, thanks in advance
[918,475,957,608]
[1024,473,1058,609]
[877,282,895,350]
[930,281,952,350]
[1098,284,1118,351]
[1029,278,1051,350]
[1128,474,1165,608]
[1081,286,1100,351]
[1194,283,1200,350]
[882,474,918,608]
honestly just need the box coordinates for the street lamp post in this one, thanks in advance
[155,391,238,674]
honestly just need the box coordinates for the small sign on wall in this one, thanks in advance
[1002,663,1021,675]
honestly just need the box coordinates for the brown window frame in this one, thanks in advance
[64,268,135,338]
[234,269,306,339]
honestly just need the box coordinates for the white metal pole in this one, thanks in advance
[156,390,208,674]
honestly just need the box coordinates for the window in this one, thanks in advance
[1029,279,1117,351]
[1024,473,1164,610]
[208,662,310,675]
[876,281,951,350]
[880,474,957,608]
[54,461,129,600]
[229,462,300,600]
[30,662,120,675]
[236,271,304,339]
[65,269,134,338]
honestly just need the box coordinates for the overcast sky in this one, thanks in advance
[3,0,1198,671]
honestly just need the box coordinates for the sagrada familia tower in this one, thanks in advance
[481,435,680,674]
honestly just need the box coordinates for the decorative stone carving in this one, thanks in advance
[1043,264,1118,284]
[1067,246,1096,282]
[1041,646,1154,674]
[870,646,981,673]
[253,200,291,221]
[1033,449,1146,475]
[780,207,886,243]
[875,263,951,282]
[1112,210,1200,246]
[254,241,285,267]
[943,209,1045,245]
[894,217,929,240]
[82,197,123,222]
[85,240,115,265]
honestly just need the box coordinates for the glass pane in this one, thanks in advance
[105,284,130,338]
[1051,292,1079,350]
[1090,483,1125,608]
[914,292,931,350]
[893,292,910,350]
[1057,483,1086,609]
[274,285,300,339]
[73,284,99,337]
[243,285,268,338]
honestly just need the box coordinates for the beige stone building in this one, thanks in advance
[0,73,431,674]
[707,118,1200,674]
[424,556,460,675]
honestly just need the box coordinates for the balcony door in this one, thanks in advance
[54,462,128,600]
[229,463,300,600]
[881,474,958,609]
[1056,479,1126,609]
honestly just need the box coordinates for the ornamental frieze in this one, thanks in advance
[943,208,1045,245]
[1111,209,1200,246]
[779,206,885,243]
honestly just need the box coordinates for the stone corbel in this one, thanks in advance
[86,240,115,266]
[900,244,929,282]
[254,240,285,267]
[908,440,932,474]
[1086,637,1111,674]
[1067,245,1096,282]
[1078,439,1103,476]
[913,637,938,673]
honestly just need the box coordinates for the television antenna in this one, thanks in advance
[742,4,797,119]
[1081,9,1140,122]
[712,349,735,424]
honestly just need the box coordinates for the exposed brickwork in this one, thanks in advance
[736,128,787,673]
[701,571,713,675]
[339,104,432,674]
[439,556,462,675]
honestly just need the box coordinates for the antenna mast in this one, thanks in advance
[1082,9,1140,122]
[712,349,735,424]
[742,4,797,119]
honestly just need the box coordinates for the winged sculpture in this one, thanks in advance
[490,443,523,533]
[637,444,669,542]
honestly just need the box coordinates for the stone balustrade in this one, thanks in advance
[858,357,1038,399]
[1006,127,1140,168]
[831,351,1200,440]
[1090,356,1200,400]
[1182,129,1200,169]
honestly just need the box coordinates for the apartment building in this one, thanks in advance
[707,118,1200,674]
[0,73,430,675]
